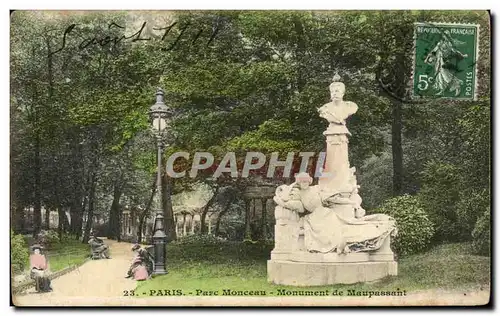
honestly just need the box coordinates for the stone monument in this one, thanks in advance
[267,75,398,286]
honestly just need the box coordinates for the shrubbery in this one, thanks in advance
[472,208,490,256]
[36,229,60,249]
[375,194,434,257]
[456,189,490,235]
[418,161,467,242]
[418,159,491,245]
[11,230,29,274]
[174,234,227,245]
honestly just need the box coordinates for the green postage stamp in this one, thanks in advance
[413,22,480,100]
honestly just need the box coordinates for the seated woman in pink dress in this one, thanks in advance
[132,261,149,281]
[126,244,152,280]
[30,245,52,292]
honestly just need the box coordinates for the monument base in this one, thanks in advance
[267,260,397,286]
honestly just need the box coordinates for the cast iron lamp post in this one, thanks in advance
[149,88,171,275]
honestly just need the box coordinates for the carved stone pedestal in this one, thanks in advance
[267,260,397,286]
[267,77,399,287]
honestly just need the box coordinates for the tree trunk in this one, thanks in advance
[83,172,97,244]
[70,198,82,237]
[16,204,25,233]
[200,185,220,234]
[62,208,70,232]
[70,140,84,238]
[190,214,195,234]
[182,214,187,236]
[162,172,176,242]
[33,133,42,237]
[137,217,144,244]
[208,215,212,235]
[57,207,64,240]
[107,179,123,240]
[244,199,252,240]
[214,198,232,236]
[261,199,267,240]
[74,189,87,240]
[293,16,306,92]
[174,215,179,236]
[53,172,63,238]
[391,99,403,196]
[12,204,24,233]
[136,178,156,243]
[44,208,50,230]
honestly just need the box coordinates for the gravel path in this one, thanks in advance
[13,239,137,306]
[12,240,490,307]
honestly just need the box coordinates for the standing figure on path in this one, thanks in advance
[125,244,153,280]
[88,234,111,259]
[29,244,52,293]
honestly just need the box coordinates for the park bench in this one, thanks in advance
[88,237,109,260]
[91,250,102,260]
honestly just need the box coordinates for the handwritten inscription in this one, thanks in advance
[49,21,220,57]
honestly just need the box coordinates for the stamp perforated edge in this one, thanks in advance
[410,21,481,101]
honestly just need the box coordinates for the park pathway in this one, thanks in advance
[13,239,138,306]
[12,239,490,306]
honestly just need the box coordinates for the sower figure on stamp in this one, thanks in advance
[424,30,469,96]
[88,234,111,259]
[126,244,154,280]
[29,244,53,293]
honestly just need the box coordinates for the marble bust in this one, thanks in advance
[318,79,358,135]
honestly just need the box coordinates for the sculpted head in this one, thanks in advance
[294,172,313,190]
[131,244,141,253]
[329,81,345,101]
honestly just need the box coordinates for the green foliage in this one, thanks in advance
[375,195,434,256]
[416,102,490,244]
[36,230,61,249]
[456,189,490,235]
[168,237,273,265]
[418,161,466,243]
[471,208,491,256]
[358,151,393,210]
[173,234,227,246]
[458,103,491,194]
[11,230,29,274]
[227,119,301,154]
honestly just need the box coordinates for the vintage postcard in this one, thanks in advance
[10,10,491,307]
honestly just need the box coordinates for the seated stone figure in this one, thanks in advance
[274,172,397,254]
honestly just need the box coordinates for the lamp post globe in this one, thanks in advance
[149,88,170,135]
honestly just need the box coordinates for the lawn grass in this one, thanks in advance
[134,240,490,297]
[42,239,90,273]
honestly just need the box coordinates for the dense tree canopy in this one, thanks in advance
[10,10,490,247]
